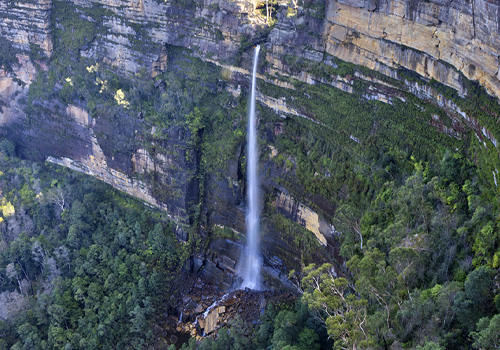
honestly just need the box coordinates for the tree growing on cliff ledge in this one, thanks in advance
[301,263,373,350]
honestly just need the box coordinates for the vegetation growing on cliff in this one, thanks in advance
[4,0,500,343]
[0,145,191,349]
[0,37,18,74]
[257,77,500,348]
[182,135,500,350]
[153,47,500,349]
[335,151,500,348]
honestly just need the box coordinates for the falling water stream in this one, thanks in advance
[239,45,262,290]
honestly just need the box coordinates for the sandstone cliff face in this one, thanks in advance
[322,0,500,99]
[1,0,500,289]
[6,0,496,100]
[0,55,35,124]
[71,0,262,74]
[2,0,500,110]
[0,0,53,56]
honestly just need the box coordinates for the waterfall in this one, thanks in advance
[239,45,262,290]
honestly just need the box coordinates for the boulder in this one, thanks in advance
[204,308,219,335]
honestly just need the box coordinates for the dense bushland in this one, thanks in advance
[0,149,190,349]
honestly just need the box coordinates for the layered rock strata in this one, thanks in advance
[323,0,500,99]
[1,0,500,290]
[0,0,53,55]
[3,0,497,101]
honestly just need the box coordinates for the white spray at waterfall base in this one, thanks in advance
[238,45,262,290]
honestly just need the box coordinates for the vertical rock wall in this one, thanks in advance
[0,0,53,55]
[1,0,500,289]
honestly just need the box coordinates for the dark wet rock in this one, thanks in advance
[165,277,297,346]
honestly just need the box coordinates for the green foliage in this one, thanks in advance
[453,266,496,332]
[180,317,256,350]
[302,264,373,350]
[28,43,46,62]
[186,107,205,146]
[303,1,326,18]
[472,222,499,266]
[396,282,461,346]
[239,34,253,53]
[470,315,500,350]
[282,54,355,79]
[184,301,329,350]
[420,284,443,301]
[235,45,500,347]
[271,307,321,350]
[11,7,500,348]
[328,147,500,348]
[0,36,18,73]
[214,29,224,42]
[267,213,322,264]
[212,225,240,240]
[398,66,427,84]
[0,155,188,349]
[416,341,445,350]
[172,0,196,10]
[0,139,16,157]
[255,0,280,24]
[51,1,109,55]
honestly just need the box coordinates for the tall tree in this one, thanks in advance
[302,263,372,350]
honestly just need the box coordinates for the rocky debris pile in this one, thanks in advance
[164,278,297,346]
